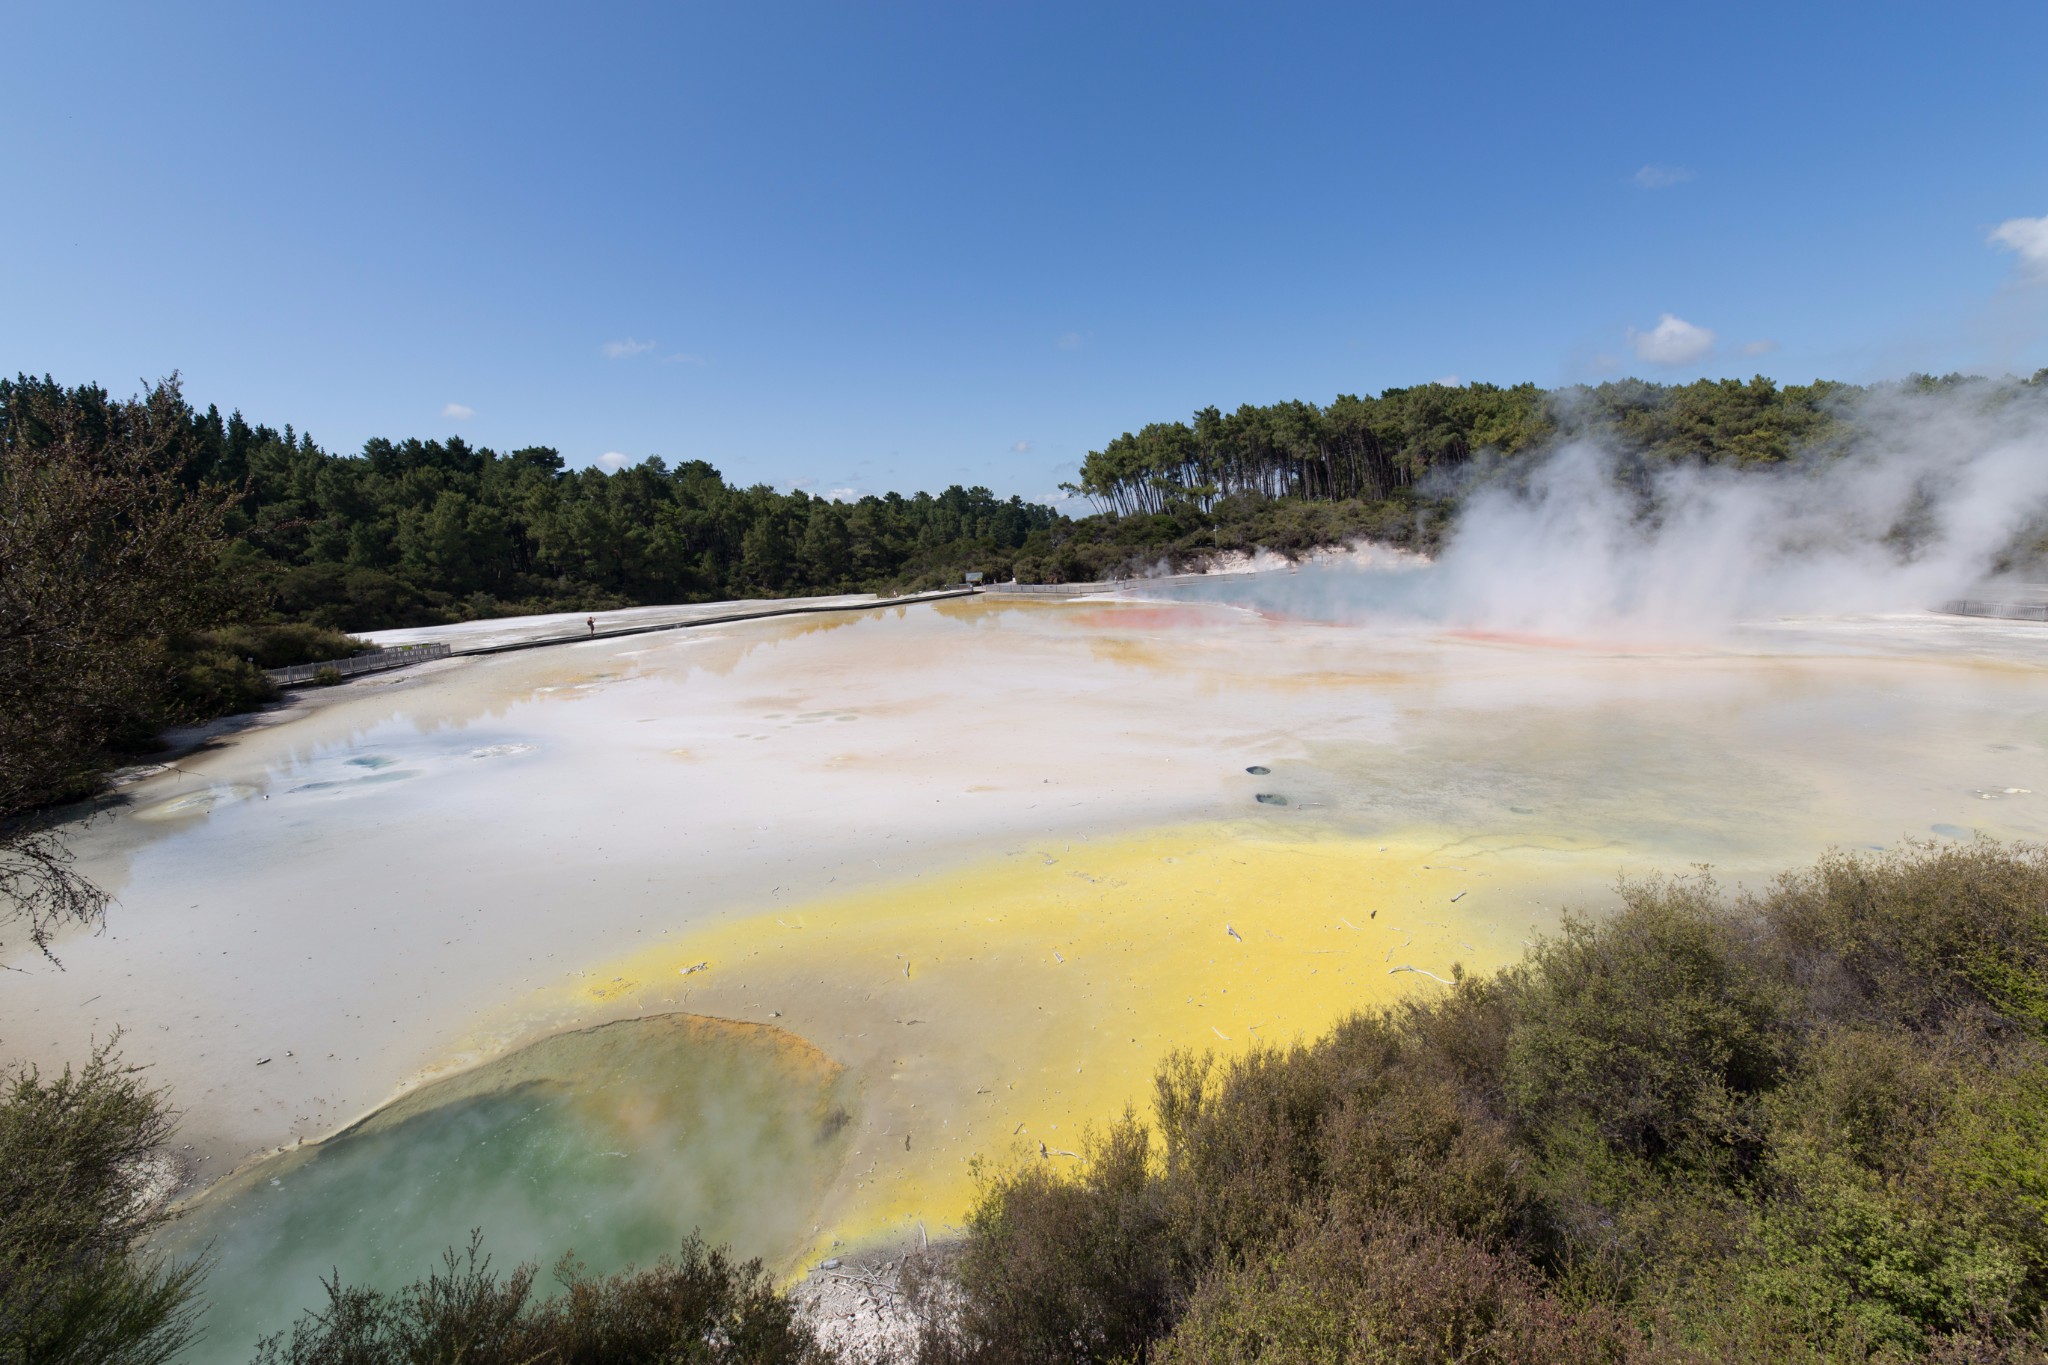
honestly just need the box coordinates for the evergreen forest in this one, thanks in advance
[10,369,2043,645]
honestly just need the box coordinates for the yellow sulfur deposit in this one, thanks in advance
[536,821,1581,1253]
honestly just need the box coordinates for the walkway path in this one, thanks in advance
[262,589,981,684]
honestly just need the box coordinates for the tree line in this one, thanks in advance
[0,375,1060,631]
[13,369,2045,646]
[1064,371,2048,516]
[6,365,2046,755]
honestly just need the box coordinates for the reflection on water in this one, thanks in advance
[281,736,539,797]
[159,1014,855,1364]
[1148,556,1443,624]
[132,784,260,822]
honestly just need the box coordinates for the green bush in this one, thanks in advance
[1762,843,2048,1033]
[1157,1219,1644,1365]
[161,638,276,721]
[199,623,371,670]
[917,843,2048,1364]
[250,1232,824,1365]
[915,1113,1172,1365]
[1502,883,1793,1172]
[0,1044,207,1365]
[156,624,374,726]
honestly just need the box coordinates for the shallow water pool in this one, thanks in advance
[159,1014,854,1363]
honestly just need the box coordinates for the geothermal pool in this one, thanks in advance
[5,580,2047,1359]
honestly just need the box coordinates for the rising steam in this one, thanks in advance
[1173,382,2048,640]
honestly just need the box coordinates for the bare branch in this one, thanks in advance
[0,823,110,966]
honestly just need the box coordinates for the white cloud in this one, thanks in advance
[596,451,631,471]
[1055,331,1083,351]
[1989,214,2048,283]
[1634,163,1694,189]
[1626,313,1716,366]
[602,338,658,359]
[824,487,869,503]
[1434,374,1461,387]
[1011,440,1033,454]
[442,402,475,420]
[1740,339,1780,356]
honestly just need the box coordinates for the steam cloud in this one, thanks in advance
[1170,384,2048,640]
[1439,386,2048,636]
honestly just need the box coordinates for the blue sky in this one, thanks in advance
[5,1,2044,503]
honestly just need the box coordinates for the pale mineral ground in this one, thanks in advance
[4,581,2044,1359]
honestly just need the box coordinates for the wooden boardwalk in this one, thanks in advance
[447,587,979,655]
[269,587,980,687]
[1940,598,2048,623]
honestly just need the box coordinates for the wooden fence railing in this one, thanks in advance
[1940,599,2048,623]
[266,642,452,686]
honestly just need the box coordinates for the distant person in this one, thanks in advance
[586,615,596,635]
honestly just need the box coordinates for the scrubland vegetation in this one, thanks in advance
[246,1235,824,1365]
[913,841,2048,1363]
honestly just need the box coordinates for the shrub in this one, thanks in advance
[1761,842,2048,1034]
[915,1112,1172,1365]
[0,1043,206,1365]
[1503,881,1793,1172]
[1316,1071,1532,1252]
[928,843,2048,1363]
[250,1232,824,1365]
[200,623,372,670]
[1156,1218,1646,1365]
[161,636,276,721]
[1740,1133,2031,1355]
[154,623,376,726]
[1155,1044,1345,1275]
